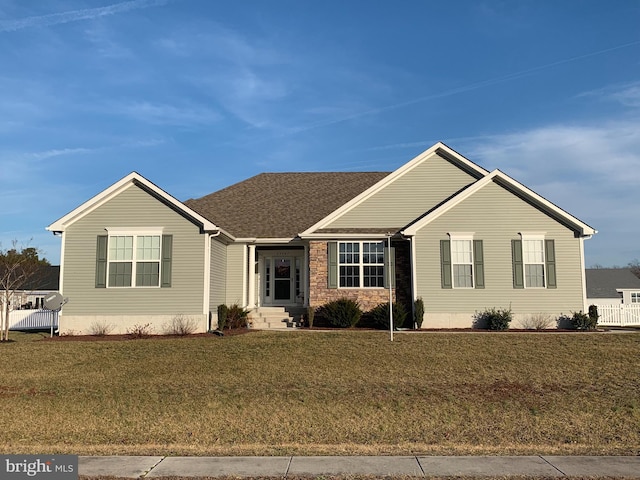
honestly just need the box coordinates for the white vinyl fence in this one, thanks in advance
[595,304,640,327]
[7,309,58,330]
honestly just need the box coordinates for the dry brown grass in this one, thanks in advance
[1,330,639,456]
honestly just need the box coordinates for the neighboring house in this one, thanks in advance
[585,268,640,305]
[585,268,640,327]
[7,265,60,331]
[11,265,60,310]
[46,142,596,334]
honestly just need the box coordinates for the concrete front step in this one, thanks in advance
[249,307,305,330]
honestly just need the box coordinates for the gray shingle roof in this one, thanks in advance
[585,268,640,298]
[184,172,390,238]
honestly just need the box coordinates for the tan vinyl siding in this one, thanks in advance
[326,153,478,229]
[209,239,227,309]
[61,184,206,316]
[225,243,245,305]
[414,180,585,315]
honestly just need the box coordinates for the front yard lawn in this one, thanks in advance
[2,331,639,456]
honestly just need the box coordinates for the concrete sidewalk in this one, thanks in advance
[79,455,640,478]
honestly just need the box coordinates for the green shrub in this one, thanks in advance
[589,304,599,325]
[217,304,229,331]
[364,302,408,330]
[317,298,362,328]
[473,306,512,331]
[226,304,249,329]
[414,297,425,329]
[571,310,598,331]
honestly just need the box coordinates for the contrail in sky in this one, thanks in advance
[292,39,640,134]
[0,0,169,32]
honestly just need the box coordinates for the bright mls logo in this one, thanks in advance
[1,456,77,480]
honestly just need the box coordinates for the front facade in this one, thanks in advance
[47,143,596,334]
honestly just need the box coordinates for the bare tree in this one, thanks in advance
[629,259,640,279]
[0,241,50,341]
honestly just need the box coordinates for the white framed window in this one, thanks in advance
[450,235,474,288]
[631,292,640,303]
[521,233,545,288]
[338,241,385,288]
[106,229,163,288]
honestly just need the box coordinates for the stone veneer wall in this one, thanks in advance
[308,240,412,312]
[393,240,412,311]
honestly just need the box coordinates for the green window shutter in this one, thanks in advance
[383,246,396,288]
[161,234,173,288]
[328,242,338,289]
[440,240,452,289]
[95,235,108,288]
[512,239,524,289]
[545,239,557,289]
[473,240,485,289]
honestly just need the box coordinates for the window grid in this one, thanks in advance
[631,292,640,303]
[108,235,162,288]
[523,239,545,288]
[451,239,473,288]
[339,241,385,288]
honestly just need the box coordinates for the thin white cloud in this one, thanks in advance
[0,0,169,33]
[578,81,640,108]
[157,24,292,129]
[27,147,93,161]
[108,101,222,126]
[0,147,95,183]
[606,83,640,108]
[458,119,640,266]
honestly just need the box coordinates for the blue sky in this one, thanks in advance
[1,0,639,267]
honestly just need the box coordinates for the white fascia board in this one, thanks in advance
[299,233,392,240]
[233,237,305,244]
[46,172,220,234]
[300,142,489,236]
[402,170,597,237]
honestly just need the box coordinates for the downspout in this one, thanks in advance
[409,235,417,329]
[205,230,221,331]
[580,234,592,313]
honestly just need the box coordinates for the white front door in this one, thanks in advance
[263,254,303,306]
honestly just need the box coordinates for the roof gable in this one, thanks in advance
[301,142,488,235]
[47,172,220,234]
[402,169,597,237]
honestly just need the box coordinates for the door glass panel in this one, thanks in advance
[274,258,291,301]
[275,259,291,278]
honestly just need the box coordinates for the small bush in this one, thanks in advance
[557,314,573,329]
[414,297,425,329]
[570,310,598,331]
[89,320,114,336]
[317,298,362,328]
[226,304,249,329]
[164,314,198,336]
[473,307,512,331]
[589,304,599,324]
[364,302,408,330]
[519,313,553,330]
[127,323,152,339]
[217,304,229,331]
